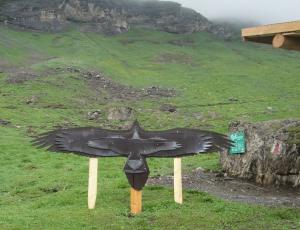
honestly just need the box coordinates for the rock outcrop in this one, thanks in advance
[220,120,300,187]
[0,0,232,38]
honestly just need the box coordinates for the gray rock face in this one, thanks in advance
[0,0,232,38]
[220,120,300,187]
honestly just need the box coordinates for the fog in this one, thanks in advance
[173,0,300,25]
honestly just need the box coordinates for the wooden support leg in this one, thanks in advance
[88,158,98,209]
[130,188,142,214]
[174,157,183,204]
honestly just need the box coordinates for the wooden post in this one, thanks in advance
[174,157,183,204]
[88,158,98,209]
[130,188,142,214]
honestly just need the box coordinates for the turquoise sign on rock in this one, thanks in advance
[229,132,246,154]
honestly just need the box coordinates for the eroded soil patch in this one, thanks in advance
[67,67,177,100]
[3,64,177,101]
[4,63,62,84]
[5,69,39,84]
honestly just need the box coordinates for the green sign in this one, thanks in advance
[229,132,246,154]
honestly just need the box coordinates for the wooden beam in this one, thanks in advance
[272,34,300,51]
[283,32,300,37]
[88,158,98,209]
[174,158,183,204]
[242,21,300,38]
[130,188,142,214]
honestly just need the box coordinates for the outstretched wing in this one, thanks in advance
[138,128,233,157]
[88,138,181,155]
[32,127,132,157]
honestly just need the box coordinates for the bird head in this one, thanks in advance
[124,153,149,190]
[130,120,143,139]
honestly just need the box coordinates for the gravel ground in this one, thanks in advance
[148,169,300,207]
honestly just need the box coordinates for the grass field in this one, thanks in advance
[0,25,300,229]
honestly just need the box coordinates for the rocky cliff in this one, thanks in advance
[0,0,231,38]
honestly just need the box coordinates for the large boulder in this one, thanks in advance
[220,120,300,187]
[107,106,133,121]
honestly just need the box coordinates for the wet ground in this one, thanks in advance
[148,168,300,207]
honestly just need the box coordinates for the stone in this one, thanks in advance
[87,110,101,120]
[159,104,177,113]
[107,107,133,121]
[220,120,300,187]
[228,97,239,102]
[193,113,203,120]
[0,119,11,126]
[215,172,224,177]
[196,166,205,172]
[26,96,38,104]
[145,86,176,97]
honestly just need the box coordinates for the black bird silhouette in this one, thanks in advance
[32,121,233,190]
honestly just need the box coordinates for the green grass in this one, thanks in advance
[0,26,299,229]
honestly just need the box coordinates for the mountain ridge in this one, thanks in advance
[0,0,232,38]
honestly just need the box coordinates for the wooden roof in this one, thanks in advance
[241,21,300,51]
[242,21,300,38]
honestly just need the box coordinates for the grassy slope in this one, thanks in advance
[0,26,299,229]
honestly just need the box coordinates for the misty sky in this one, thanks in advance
[173,0,300,25]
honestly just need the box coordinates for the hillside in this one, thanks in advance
[0,26,300,229]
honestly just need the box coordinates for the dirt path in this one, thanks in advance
[148,169,300,207]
